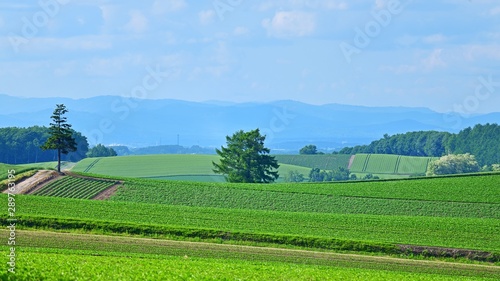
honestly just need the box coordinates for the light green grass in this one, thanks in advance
[8,193,500,251]
[274,154,352,170]
[71,155,309,182]
[350,154,436,175]
[4,249,495,281]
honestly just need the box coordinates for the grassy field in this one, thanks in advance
[350,154,436,175]
[2,230,498,280]
[71,154,311,182]
[3,159,500,279]
[6,173,500,252]
[274,154,352,170]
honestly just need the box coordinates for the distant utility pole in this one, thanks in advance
[177,134,179,146]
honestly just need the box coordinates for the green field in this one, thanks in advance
[71,154,311,182]
[3,157,500,279]
[274,154,352,170]
[32,176,117,199]
[2,230,498,280]
[350,154,436,175]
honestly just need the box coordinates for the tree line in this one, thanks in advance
[0,126,88,164]
[337,123,500,166]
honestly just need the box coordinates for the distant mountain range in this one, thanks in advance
[1,94,499,152]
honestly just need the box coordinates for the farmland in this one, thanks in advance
[349,154,437,175]
[31,176,117,199]
[2,158,500,279]
[71,153,438,182]
[1,230,498,280]
[274,154,352,170]
[72,154,311,182]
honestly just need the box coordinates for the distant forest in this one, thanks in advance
[0,126,88,164]
[339,123,500,166]
[0,123,499,166]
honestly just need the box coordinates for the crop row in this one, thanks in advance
[3,249,487,281]
[110,179,500,219]
[33,176,114,199]
[8,194,500,251]
[350,154,435,175]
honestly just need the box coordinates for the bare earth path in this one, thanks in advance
[3,170,61,195]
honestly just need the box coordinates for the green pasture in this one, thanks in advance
[71,154,310,182]
[350,154,436,175]
[274,154,352,170]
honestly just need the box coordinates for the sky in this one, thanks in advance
[0,0,499,114]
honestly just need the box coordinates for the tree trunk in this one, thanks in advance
[57,148,61,173]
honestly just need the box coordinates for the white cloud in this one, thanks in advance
[125,10,148,33]
[462,44,500,61]
[233,26,249,36]
[199,10,215,25]
[262,11,316,38]
[423,34,447,44]
[490,6,500,15]
[258,0,347,11]
[422,49,447,70]
[152,0,187,14]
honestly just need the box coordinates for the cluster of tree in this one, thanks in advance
[87,144,117,158]
[426,153,480,176]
[299,145,324,155]
[285,167,380,183]
[0,126,88,164]
[213,129,279,183]
[338,123,500,166]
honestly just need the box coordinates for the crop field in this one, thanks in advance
[350,154,436,175]
[109,175,500,218]
[274,154,352,170]
[71,154,310,182]
[4,173,500,252]
[31,176,117,199]
[1,230,498,280]
[3,164,499,279]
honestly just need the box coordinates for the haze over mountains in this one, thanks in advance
[1,94,499,152]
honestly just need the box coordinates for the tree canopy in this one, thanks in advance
[299,145,318,155]
[338,123,500,166]
[426,153,480,176]
[41,104,77,172]
[87,144,117,158]
[213,129,279,183]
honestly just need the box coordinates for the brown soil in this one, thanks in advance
[92,184,121,200]
[347,155,355,169]
[397,244,498,262]
[6,170,61,195]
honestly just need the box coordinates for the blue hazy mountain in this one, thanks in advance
[1,94,499,151]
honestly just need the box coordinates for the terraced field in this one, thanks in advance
[350,154,436,175]
[31,176,117,199]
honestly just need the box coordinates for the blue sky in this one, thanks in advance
[1,0,499,113]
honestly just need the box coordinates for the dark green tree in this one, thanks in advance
[213,129,279,183]
[87,144,117,158]
[41,104,77,173]
[299,144,317,155]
